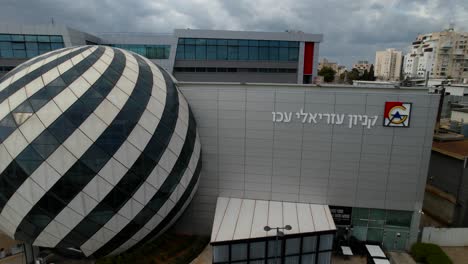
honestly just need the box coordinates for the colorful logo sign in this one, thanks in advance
[383,102,412,127]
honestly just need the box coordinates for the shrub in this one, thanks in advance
[410,243,452,264]
[427,253,452,264]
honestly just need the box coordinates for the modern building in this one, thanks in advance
[0,24,323,84]
[0,27,440,264]
[352,60,371,75]
[175,81,438,257]
[375,49,403,81]
[403,28,468,82]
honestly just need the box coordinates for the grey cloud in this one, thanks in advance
[0,0,467,67]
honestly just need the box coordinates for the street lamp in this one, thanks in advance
[264,225,292,264]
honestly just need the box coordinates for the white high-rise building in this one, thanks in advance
[375,49,403,81]
[403,28,468,82]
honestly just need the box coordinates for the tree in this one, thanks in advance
[318,66,336,83]
[368,64,375,81]
[362,69,369,81]
[348,68,361,83]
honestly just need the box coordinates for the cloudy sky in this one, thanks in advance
[1,0,467,67]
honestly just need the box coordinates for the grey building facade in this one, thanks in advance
[175,83,438,250]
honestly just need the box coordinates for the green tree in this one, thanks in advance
[362,69,369,81]
[348,68,361,83]
[368,64,375,81]
[318,66,336,83]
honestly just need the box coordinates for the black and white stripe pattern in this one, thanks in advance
[0,46,201,257]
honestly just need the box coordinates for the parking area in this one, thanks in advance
[441,247,468,264]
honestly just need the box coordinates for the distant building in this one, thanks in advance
[375,49,403,81]
[318,58,346,82]
[403,28,468,82]
[352,60,371,75]
[318,58,338,72]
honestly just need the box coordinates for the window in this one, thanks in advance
[217,45,227,60]
[207,45,217,60]
[110,44,171,59]
[259,47,269,60]
[0,34,65,58]
[279,47,289,61]
[267,240,282,258]
[176,45,184,59]
[176,38,300,62]
[285,238,300,255]
[231,243,247,261]
[269,47,279,60]
[228,46,238,60]
[173,67,296,73]
[249,241,265,259]
[213,245,229,263]
[185,45,195,60]
[248,47,258,60]
[319,234,333,251]
[302,236,317,253]
[239,46,249,60]
[196,45,206,60]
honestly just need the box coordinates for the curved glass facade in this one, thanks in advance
[0,46,201,258]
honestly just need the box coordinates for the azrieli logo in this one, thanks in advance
[383,102,412,127]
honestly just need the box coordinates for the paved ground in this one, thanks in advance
[441,247,468,264]
[331,255,366,264]
[387,251,416,264]
[190,245,212,264]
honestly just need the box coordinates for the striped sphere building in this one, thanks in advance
[0,46,202,257]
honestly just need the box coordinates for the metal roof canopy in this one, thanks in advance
[210,197,336,244]
[366,245,386,258]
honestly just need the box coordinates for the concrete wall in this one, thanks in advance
[422,227,468,246]
[175,83,438,235]
[428,153,464,195]
[423,191,455,224]
[428,153,468,226]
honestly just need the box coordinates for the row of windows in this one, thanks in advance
[176,44,299,61]
[351,208,412,228]
[178,38,299,48]
[0,66,14,72]
[173,67,297,73]
[0,34,64,59]
[109,44,171,60]
[213,234,333,264]
[0,34,63,43]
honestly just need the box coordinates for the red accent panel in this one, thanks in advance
[384,102,404,118]
[303,42,314,75]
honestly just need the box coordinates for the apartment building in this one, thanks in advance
[352,60,371,75]
[403,28,468,82]
[375,49,403,81]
